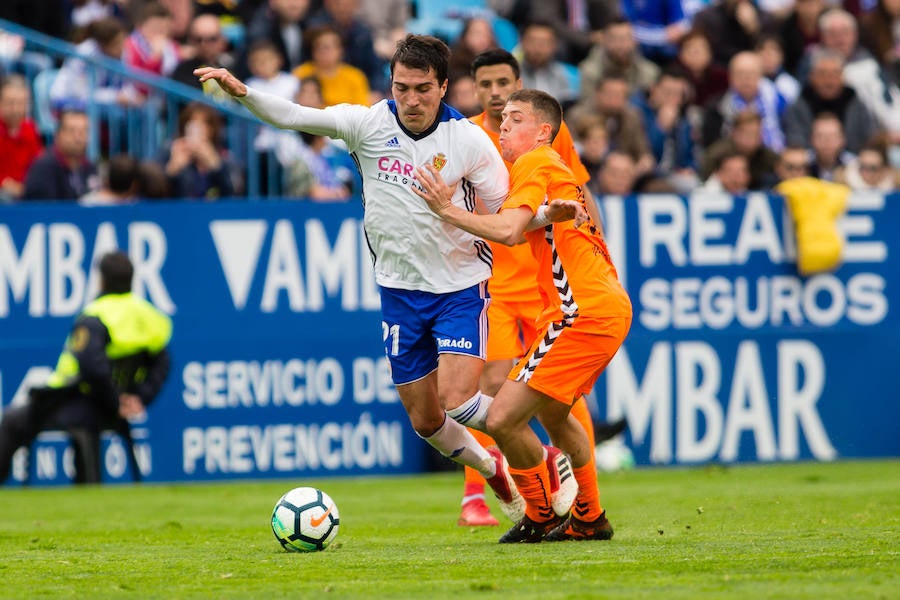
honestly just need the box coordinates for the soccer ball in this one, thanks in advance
[594,439,636,473]
[271,487,340,552]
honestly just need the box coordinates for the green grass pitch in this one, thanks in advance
[1,459,897,599]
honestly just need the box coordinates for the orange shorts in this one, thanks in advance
[510,315,632,405]
[486,295,544,361]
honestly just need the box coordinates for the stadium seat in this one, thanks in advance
[31,68,60,140]
[492,17,519,53]
[561,62,581,97]
[414,0,487,20]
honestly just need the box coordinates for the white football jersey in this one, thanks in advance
[239,89,509,293]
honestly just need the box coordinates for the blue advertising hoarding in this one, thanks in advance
[1,192,897,485]
[1,200,416,484]
[597,191,898,465]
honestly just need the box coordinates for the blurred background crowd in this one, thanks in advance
[0,0,898,204]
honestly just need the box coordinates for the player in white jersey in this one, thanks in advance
[195,35,582,518]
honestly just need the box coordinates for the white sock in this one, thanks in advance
[446,391,493,432]
[420,415,496,478]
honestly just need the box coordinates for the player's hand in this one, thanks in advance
[547,199,589,228]
[413,164,457,216]
[193,67,248,97]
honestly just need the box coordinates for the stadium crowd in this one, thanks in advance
[0,0,898,203]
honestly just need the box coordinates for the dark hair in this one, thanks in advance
[136,160,170,199]
[391,34,450,84]
[715,149,748,171]
[99,251,134,294]
[305,24,343,56]
[471,48,520,79]
[247,38,281,59]
[507,88,562,141]
[107,154,137,194]
[86,17,125,46]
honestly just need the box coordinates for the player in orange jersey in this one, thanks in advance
[414,88,632,542]
[454,49,624,527]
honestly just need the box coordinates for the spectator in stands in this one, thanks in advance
[23,109,98,201]
[836,137,900,190]
[135,159,171,199]
[170,13,236,93]
[0,75,43,203]
[808,111,855,181]
[859,0,900,86]
[243,0,312,75]
[778,0,825,77]
[757,34,800,103]
[273,77,359,200]
[518,22,577,106]
[700,149,751,194]
[249,40,303,191]
[668,28,730,110]
[80,153,138,205]
[635,69,699,193]
[449,17,499,84]
[701,50,787,152]
[162,101,239,199]
[247,39,300,100]
[774,144,813,183]
[578,18,661,105]
[783,48,877,154]
[447,75,481,117]
[595,150,640,195]
[293,25,370,106]
[570,74,655,175]
[527,0,621,64]
[811,8,900,142]
[50,17,136,110]
[123,1,182,96]
[307,0,388,96]
[618,0,691,64]
[701,108,780,189]
[573,114,609,186]
[358,0,409,61]
[691,0,777,67]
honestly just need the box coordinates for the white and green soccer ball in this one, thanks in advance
[595,439,636,473]
[271,487,340,552]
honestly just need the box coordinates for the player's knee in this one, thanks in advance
[484,409,509,444]
[408,412,446,438]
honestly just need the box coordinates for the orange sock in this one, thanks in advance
[572,462,603,522]
[509,461,555,522]
[570,396,596,449]
[462,428,495,497]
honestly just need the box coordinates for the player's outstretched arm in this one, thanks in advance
[193,67,339,137]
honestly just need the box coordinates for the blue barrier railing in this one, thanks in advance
[0,18,283,198]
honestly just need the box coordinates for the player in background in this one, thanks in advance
[415,88,632,542]
[455,49,625,527]
[195,36,581,520]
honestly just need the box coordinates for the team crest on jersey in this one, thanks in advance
[431,153,447,171]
